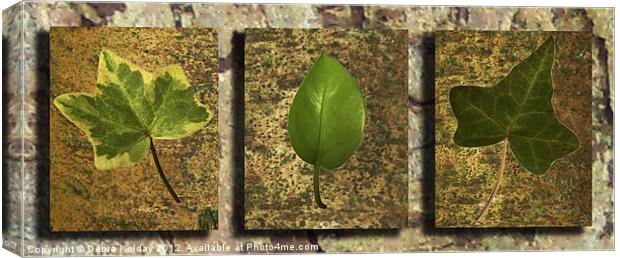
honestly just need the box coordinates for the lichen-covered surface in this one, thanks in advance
[1,1,614,255]
[48,27,219,231]
[244,29,409,229]
[434,31,592,228]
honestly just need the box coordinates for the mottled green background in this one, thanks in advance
[49,27,219,231]
[435,31,592,228]
[244,29,409,229]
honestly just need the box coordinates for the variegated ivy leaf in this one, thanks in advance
[54,49,212,170]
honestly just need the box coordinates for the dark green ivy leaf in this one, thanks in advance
[449,37,580,175]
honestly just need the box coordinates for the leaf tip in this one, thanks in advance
[318,50,337,64]
[52,93,74,111]
[100,48,114,60]
[542,36,555,52]
[99,48,118,72]
[318,50,328,61]
[52,94,63,107]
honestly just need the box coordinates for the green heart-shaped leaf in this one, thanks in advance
[450,37,579,175]
[287,52,366,208]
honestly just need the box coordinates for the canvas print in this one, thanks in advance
[244,28,409,230]
[49,27,219,231]
[435,31,592,228]
[2,2,614,255]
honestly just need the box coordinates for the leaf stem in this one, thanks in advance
[475,138,509,222]
[313,164,327,209]
[149,136,181,203]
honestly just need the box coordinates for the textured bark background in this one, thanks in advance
[2,2,614,255]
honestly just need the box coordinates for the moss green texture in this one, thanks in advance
[244,29,409,229]
[49,27,219,231]
[435,31,592,227]
[2,2,613,255]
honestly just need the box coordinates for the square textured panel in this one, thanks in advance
[244,28,409,229]
[50,27,219,231]
[435,31,592,228]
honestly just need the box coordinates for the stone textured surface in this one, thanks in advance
[435,31,592,228]
[244,28,409,229]
[49,27,219,231]
[1,2,614,255]
[2,2,25,256]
